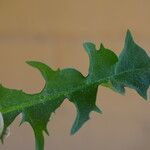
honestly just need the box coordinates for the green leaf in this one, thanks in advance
[111,30,150,99]
[68,86,102,135]
[0,31,149,150]
[84,42,118,82]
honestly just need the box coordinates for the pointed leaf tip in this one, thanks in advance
[83,42,96,54]
[100,43,105,50]
[70,115,90,135]
[70,106,102,135]
[26,61,50,69]
[26,61,55,81]
[125,29,134,44]
[137,90,148,101]
[94,106,103,114]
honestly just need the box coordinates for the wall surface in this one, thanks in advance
[0,0,150,150]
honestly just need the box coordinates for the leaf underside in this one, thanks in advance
[0,30,149,150]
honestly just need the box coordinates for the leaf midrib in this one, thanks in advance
[1,66,150,114]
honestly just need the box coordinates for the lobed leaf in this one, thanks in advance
[0,31,149,150]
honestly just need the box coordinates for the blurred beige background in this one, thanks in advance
[0,0,150,150]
